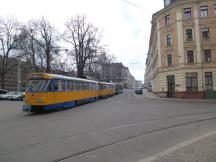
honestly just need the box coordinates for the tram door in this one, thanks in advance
[167,75,175,97]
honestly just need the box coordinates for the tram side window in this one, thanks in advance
[83,82,87,90]
[90,83,93,90]
[93,83,96,90]
[53,80,65,91]
[60,80,65,91]
[53,80,58,91]
[100,84,103,90]
[86,82,89,90]
[46,80,53,91]
[75,81,79,91]
[87,82,90,90]
[65,80,71,91]
[92,83,94,90]
[88,83,91,90]
[84,82,87,90]
[81,82,84,90]
[76,81,80,91]
[71,81,75,91]
[74,81,78,91]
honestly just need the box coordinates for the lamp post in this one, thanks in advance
[17,59,21,92]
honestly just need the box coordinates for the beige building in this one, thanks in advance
[0,59,34,91]
[145,0,216,99]
[101,63,136,89]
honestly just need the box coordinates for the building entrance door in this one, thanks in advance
[167,75,175,97]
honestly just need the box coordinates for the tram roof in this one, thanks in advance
[99,81,116,85]
[29,73,98,83]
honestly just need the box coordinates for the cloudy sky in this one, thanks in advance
[0,0,163,81]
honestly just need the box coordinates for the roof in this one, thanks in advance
[29,73,98,84]
[99,81,116,85]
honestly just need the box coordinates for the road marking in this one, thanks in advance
[137,130,216,162]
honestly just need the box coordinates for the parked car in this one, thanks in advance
[135,88,143,95]
[0,89,8,100]
[0,92,14,100]
[8,92,25,101]
[0,89,8,94]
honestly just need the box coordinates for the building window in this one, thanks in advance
[186,73,198,92]
[200,6,208,18]
[205,72,213,91]
[187,51,194,63]
[184,8,192,19]
[204,49,211,62]
[167,54,172,66]
[185,29,193,41]
[165,15,171,26]
[166,34,172,46]
[201,28,209,39]
[164,0,178,6]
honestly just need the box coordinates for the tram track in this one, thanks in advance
[51,116,216,162]
[1,111,216,160]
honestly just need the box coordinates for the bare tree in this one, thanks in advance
[64,15,102,78]
[18,25,43,72]
[30,17,59,73]
[0,16,22,89]
[98,52,116,81]
[52,49,76,74]
[85,48,117,81]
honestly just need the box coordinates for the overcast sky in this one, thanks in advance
[0,0,163,81]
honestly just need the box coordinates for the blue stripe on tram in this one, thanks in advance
[43,101,76,110]
[23,97,97,111]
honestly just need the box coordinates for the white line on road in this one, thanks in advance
[137,130,216,162]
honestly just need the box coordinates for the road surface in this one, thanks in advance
[0,90,216,162]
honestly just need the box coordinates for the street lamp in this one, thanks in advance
[17,59,21,92]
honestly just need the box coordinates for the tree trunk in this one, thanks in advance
[46,51,51,73]
[77,64,85,78]
[0,73,5,89]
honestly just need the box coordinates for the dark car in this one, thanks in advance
[0,89,8,94]
[135,88,143,95]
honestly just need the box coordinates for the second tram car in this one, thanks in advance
[98,82,116,98]
[23,73,116,112]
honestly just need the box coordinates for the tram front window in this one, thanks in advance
[26,80,50,92]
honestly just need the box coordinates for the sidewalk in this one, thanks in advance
[152,131,216,162]
[135,89,216,103]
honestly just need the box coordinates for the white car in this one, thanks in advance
[0,92,14,100]
[7,92,25,101]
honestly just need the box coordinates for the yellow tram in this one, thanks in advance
[23,73,116,112]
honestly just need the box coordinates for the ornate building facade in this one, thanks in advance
[145,0,216,98]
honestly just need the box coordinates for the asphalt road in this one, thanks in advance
[0,90,216,162]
